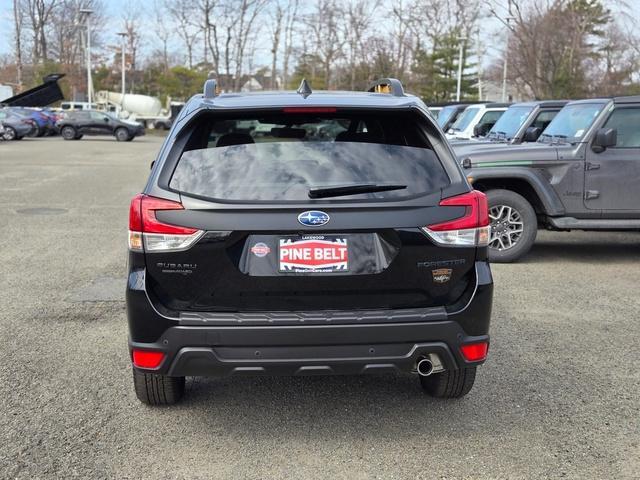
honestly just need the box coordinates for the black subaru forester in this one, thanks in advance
[126,78,493,405]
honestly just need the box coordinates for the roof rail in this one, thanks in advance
[367,78,405,97]
[203,78,218,100]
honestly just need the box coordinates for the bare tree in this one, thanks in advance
[232,0,268,91]
[12,0,24,90]
[153,0,172,72]
[165,0,200,68]
[194,0,215,66]
[344,0,378,90]
[304,0,346,89]
[48,0,105,66]
[389,1,414,79]
[121,6,143,92]
[269,2,284,89]
[281,0,299,89]
[23,0,59,63]
[486,0,611,99]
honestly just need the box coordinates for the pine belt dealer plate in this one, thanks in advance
[279,235,348,273]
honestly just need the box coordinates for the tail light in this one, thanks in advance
[132,349,166,369]
[128,194,203,252]
[421,190,490,247]
[460,341,489,362]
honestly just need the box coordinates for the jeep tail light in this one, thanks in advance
[421,190,490,247]
[128,194,204,252]
[460,341,489,362]
[132,349,166,369]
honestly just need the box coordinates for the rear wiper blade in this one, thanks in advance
[308,183,407,199]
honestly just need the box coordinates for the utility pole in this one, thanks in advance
[456,37,467,102]
[502,0,514,102]
[79,9,94,105]
[476,28,483,101]
[118,32,128,98]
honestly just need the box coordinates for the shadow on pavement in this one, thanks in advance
[521,236,640,264]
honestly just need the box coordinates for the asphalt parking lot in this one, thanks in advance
[0,136,638,479]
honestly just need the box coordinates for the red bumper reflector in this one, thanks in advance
[132,349,166,369]
[460,342,489,362]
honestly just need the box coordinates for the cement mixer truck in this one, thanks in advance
[94,91,183,129]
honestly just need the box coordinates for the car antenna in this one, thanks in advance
[296,78,312,99]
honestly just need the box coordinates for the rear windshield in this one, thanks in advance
[169,112,450,202]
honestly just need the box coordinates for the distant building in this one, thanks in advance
[241,77,263,92]
[240,73,281,92]
[474,81,528,102]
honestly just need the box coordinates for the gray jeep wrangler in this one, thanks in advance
[458,96,640,262]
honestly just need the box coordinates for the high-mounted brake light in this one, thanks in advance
[132,349,166,369]
[421,190,490,247]
[282,107,337,113]
[128,194,204,252]
[460,342,489,362]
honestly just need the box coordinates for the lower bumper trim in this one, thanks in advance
[166,342,455,377]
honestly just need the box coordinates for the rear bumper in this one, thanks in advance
[130,322,488,377]
[127,261,493,377]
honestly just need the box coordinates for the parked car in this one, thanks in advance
[126,78,494,405]
[435,102,492,132]
[59,101,99,111]
[57,110,145,141]
[41,108,63,129]
[445,103,510,140]
[459,95,640,262]
[436,104,471,132]
[8,107,55,137]
[0,109,34,140]
[452,100,568,150]
[427,106,443,118]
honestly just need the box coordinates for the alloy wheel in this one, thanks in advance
[489,204,524,251]
[3,127,16,141]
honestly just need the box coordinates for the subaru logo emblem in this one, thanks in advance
[297,210,330,227]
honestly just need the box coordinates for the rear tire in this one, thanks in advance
[486,189,537,263]
[115,127,130,141]
[132,369,185,405]
[28,124,40,137]
[61,126,77,140]
[420,366,477,398]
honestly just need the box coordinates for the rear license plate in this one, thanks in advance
[279,235,348,273]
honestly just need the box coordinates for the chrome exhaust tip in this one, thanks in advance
[416,358,434,377]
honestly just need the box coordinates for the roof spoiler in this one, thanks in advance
[367,78,405,97]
